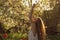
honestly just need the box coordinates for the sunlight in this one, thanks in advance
[22,0,29,7]
[39,0,53,10]
[22,0,55,10]
[32,0,38,5]
[22,0,38,6]
[32,0,54,10]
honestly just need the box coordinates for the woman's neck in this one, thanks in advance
[31,28,37,36]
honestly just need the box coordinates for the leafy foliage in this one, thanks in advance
[0,0,59,40]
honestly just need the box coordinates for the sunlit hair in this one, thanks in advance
[39,18,46,35]
[36,18,46,40]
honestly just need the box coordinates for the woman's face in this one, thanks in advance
[31,16,37,22]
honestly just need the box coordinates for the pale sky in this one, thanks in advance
[23,0,53,10]
[32,0,38,4]
[23,0,38,6]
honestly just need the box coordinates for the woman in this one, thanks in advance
[28,17,46,40]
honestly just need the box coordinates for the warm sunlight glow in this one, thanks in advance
[39,0,54,10]
[23,0,56,10]
[32,0,38,5]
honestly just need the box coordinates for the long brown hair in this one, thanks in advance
[35,18,46,40]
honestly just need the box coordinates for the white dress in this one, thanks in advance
[28,30,38,40]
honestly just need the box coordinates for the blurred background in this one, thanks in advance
[0,0,60,40]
